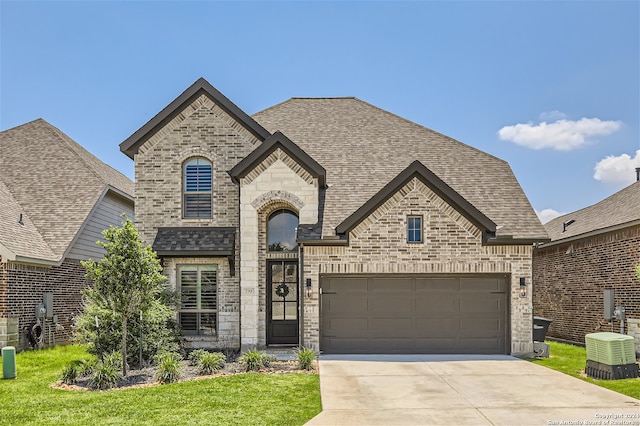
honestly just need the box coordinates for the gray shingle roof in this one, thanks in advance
[0,119,134,262]
[544,181,640,243]
[152,227,235,256]
[252,98,547,241]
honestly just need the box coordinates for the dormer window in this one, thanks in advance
[183,158,212,218]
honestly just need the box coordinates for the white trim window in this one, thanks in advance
[183,158,212,218]
[178,265,217,336]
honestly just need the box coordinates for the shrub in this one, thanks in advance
[77,358,97,376]
[154,352,182,384]
[188,349,209,366]
[295,347,316,371]
[239,349,272,372]
[197,352,226,375]
[60,362,80,384]
[89,361,120,390]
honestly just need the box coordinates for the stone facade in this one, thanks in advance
[239,150,319,349]
[302,178,534,354]
[533,225,640,349]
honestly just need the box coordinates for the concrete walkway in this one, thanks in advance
[305,355,639,426]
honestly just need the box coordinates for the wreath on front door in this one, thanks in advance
[275,283,290,298]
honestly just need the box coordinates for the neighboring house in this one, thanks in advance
[120,78,548,355]
[534,179,640,353]
[0,119,134,350]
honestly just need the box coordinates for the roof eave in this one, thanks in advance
[119,77,271,159]
[538,219,640,249]
[336,160,497,235]
[229,131,326,187]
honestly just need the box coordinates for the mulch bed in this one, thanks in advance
[52,360,318,392]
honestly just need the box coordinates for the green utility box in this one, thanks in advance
[2,346,16,379]
[585,332,635,365]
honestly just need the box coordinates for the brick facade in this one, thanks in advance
[533,225,640,350]
[5,258,92,350]
[303,177,534,354]
[135,95,262,349]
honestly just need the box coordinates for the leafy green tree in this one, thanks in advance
[78,218,178,376]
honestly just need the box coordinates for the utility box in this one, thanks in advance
[604,289,615,320]
[2,346,16,379]
[43,292,54,318]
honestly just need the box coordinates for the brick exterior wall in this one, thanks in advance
[303,177,534,355]
[0,256,7,317]
[6,258,92,350]
[134,95,261,349]
[533,225,640,349]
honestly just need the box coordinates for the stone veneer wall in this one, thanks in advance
[533,226,640,349]
[239,151,319,349]
[134,95,261,348]
[5,259,91,350]
[302,177,534,355]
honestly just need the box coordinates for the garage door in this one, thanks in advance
[320,275,509,354]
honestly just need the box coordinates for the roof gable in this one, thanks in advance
[0,119,134,263]
[120,78,271,159]
[252,97,548,242]
[336,160,496,237]
[229,131,326,187]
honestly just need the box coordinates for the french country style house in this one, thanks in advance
[120,78,548,355]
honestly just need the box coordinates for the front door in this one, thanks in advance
[267,260,299,345]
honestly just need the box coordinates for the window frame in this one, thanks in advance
[177,264,218,336]
[407,215,423,244]
[182,157,213,219]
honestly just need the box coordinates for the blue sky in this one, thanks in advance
[1,1,638,223]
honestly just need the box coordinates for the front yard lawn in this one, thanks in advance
[0,345,321,425]
[530,340,640,400]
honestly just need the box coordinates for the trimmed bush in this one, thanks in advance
[295,347,316,371]
[197,352,226,375]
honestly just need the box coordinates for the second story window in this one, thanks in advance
[183,158,212,218]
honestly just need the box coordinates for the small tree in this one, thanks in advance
[80,218,172,376]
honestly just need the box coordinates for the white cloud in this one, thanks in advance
[593,150,640,184]
[536,208,564,224]
[498,116,622,151]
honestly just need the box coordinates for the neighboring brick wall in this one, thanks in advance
[303,177,534,355]
[6,259,91,350]
[0,256,7,317]
[533,225,640,346]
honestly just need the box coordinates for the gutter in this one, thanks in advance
[537,219,640,249]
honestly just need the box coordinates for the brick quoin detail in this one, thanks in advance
[533,226,640,345]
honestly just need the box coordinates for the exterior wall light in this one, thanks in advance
[519,277,527,298]
[305,278,312,299]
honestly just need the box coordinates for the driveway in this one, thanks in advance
[305,355,639,426]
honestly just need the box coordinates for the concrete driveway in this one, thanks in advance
[305,355,639,426]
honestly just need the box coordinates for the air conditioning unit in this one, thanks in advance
[585,332,639,380]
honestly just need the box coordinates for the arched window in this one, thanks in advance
[183,158,212,218]
[268,209,299,252]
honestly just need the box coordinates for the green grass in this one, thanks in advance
[530,341,640,400]
[0,345,321,425]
